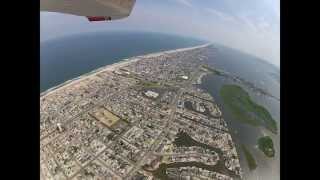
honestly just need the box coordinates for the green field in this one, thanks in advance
[241,144,257,170]
[258,136,275,158]
[220,84,277,134]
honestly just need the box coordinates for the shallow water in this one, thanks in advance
[200,46,280,180]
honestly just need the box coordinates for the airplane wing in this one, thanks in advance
[40,0,136,21]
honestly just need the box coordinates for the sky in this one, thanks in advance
[41,0,280,67]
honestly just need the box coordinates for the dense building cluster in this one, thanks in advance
[167,167,233,180]
[40,44,242,180]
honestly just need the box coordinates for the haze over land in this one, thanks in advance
[41,45,243,179]
[41,1,280,179]
[40,0,280,67]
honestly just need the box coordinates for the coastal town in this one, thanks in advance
[40,44,242,180]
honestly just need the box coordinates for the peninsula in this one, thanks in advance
[40,44,243,180]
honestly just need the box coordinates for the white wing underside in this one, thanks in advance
[40,0,136,20]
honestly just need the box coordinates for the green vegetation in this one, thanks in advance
[149,163,168,180]
[172,131,240,178]
[121,117,131,125]
[258,136,275,158]
[149,161,229,180]
[220,84,277,134]
[241,144,257,170]
[173,131,218,152]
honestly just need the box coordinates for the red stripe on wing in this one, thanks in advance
[87,16,112,22]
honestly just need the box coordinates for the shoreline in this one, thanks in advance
[41,43,211,98]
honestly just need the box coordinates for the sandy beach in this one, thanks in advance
[40,43,211,98]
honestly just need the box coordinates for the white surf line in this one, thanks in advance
[40,43,211,98]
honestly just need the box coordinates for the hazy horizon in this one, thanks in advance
[41,0,280,67]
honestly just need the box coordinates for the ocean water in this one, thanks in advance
[40,31,206,92]
[41,31,280,179]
